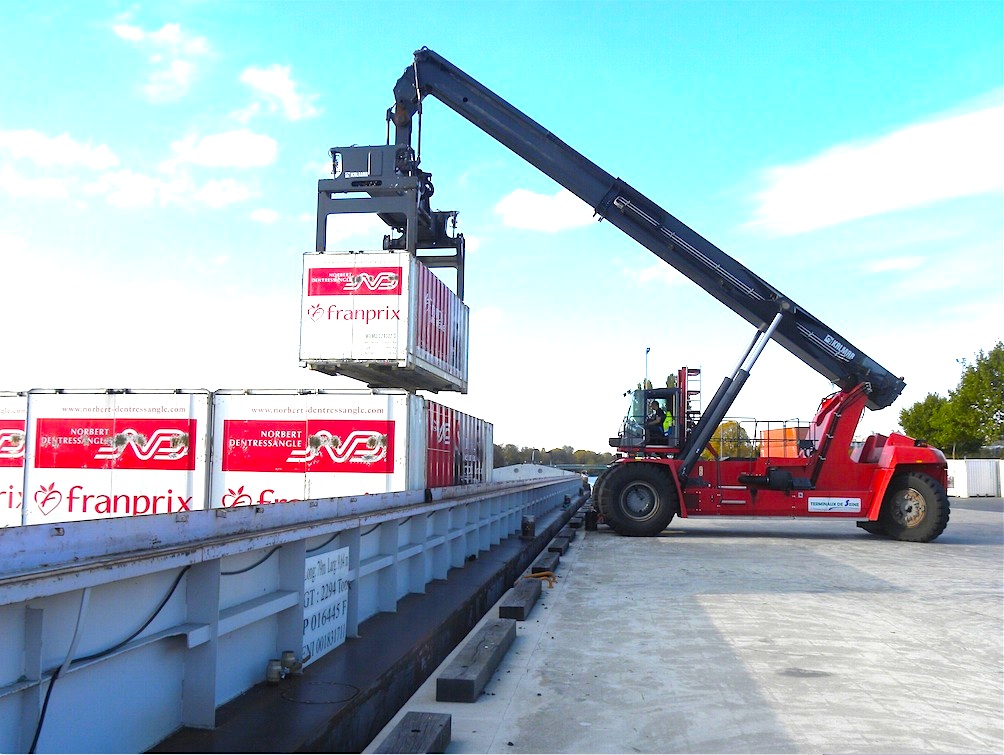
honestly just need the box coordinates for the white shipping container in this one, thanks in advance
[946,459,965,497]
[210,390,493,508]
[23,390,210,524]
[0,392,26,527]
[964,459,1001,497]
[947,458,1001,498]
[210,390,425,507]
[299,251,470,393]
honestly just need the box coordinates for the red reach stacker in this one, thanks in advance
[319,48,950,541]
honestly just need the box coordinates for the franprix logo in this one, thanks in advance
[305,303,401,324]
[307,267,402,296]
[221,419,394,474]
[31,481,193,518]
[0,424,26,467]
[93,429,189,463]
[286,430,388,465]
[33,418,197,471]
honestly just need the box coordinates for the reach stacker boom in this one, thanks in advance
[320,47,949,542]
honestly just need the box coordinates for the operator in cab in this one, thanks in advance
[644,400,666,444]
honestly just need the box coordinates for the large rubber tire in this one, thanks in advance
[591,466,618,531]
[598,463,677,537]
[879,472,950,543]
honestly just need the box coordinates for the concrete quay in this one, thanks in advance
[367,498,1004,754]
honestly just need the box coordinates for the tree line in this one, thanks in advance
[493,444,616,468]
[899,341,1003,457]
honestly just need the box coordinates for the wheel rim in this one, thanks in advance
[890,487,927,528]
[620,480,658,522]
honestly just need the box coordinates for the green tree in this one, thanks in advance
[899,341,1003,456]
[899,393,955,448]
[952,342,1004,445]
[703,420,757,459]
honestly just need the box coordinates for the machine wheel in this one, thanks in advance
[879,472,950,543]
[591,466,618,531]
[599,463,677,537]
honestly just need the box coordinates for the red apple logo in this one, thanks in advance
[35,483,62,516]
[222,485,253,507]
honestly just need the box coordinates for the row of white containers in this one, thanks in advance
[0,389,492,527]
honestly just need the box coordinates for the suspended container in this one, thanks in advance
[22,389,211,524]
[0,392,26,527]
[299,251,469,393]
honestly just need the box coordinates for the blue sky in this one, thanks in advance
[1,1,1001,453]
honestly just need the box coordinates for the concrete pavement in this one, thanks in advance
[366,499,1004,754]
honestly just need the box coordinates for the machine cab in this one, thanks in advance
[611,386,681,451]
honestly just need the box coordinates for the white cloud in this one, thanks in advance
[144,59,196,102]
[631,261,686,286]
[0,129,118,169]
[231,102,262,125]
[239,64,320,121]
[0,166,70,199]
[165,129,278,170]
[749,103,1004,236]
[111,23,145,42]
[80,170,253,209]
[84,169,165,208]
[194,179,255,208]
[146,22,210,55]
[862,256,925,274]
[1,246,342,393]
[112,21,210,102]
[304,158,333,177]
[495,188,595,232]
[0,231,29,257]
[322,213,387,248]
[463,234,482,253]
[250,208,280,223]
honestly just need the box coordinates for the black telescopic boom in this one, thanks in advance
[393,47,905,410]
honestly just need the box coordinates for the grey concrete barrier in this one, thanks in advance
[531,551,560,574]
[373,711,452,753]
[547,536,571,554]
[436,619,517,703]
[498,578,543,620]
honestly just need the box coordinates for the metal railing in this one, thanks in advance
[0,473,581,753]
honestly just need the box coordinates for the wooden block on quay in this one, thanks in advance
[531,551,560,574]
[559,526,577,541]
[498,577,543,620]
[547,536,570,554]
[373,711,452,754]
[568,517,584,529]
[436,619,516,703]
